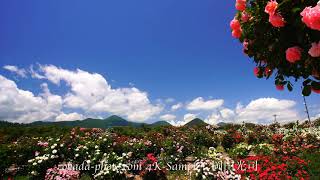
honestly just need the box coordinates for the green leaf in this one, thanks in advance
[291,7,301,13]
[302,85,312,96]
[311,81,320,90]
[287,83,293,92]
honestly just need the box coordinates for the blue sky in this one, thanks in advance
[0,0,319,125]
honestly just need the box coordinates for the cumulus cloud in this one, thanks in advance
[205,98,300,125]
[0,75,64,123]
[3,65,27,78]
[184,113,197,122]
[55,112,84,121]
[160,114,176,121]
[186,97,224,111]
[171,103,183,111]
[36,65,162,122]
[30,65,45,79]
[168,113,197,126]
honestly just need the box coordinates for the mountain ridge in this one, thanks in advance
[0,115,172,128]
[0,116,212,129]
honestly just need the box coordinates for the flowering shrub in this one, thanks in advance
[45,167,80,180]
[2,124,320,179]
[93,152,128,180]
[193,147,242,180]
[252,143,274,156]
[230,143,252,158]
[230,0,320,95]
[235,155,310,179]
[139,153,167,180]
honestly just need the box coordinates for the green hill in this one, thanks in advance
[185,118,208,127]
[150,121,171,127]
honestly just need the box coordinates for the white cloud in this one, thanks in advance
[168,113,197,127]
[220,108,235,119]
[55,112,84,121]
[3,65,27,78]
[205,112,221,125]
[36,65,162,122]
[30,65,45,79]
[160,114,176,121]
[184,113,197,122]
[205,98,300,125]
[0,75,63,123]
[186,97,224,111]
[236,98,299,124]
[171,103,183,111]
[165,98,175,103]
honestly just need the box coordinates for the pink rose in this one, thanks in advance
[276,84,284,91]
[286,46,302,63]
[308,41,320,57]
[269,13,285,27]
[241,12,250,22]
[254,67,260,76]
[265,1,278,15]
[230,18,241,30]
[235,0,246,11]
[232,29,242,38]
[264,67,273,76]
[301,5,320,31]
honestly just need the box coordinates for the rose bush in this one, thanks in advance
[230,0,320,95]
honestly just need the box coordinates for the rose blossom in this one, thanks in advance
[232,29,242,38]
[241,11,250,22]
[276,84,284,91]
[235,0,246,11]
[230,18,242,39]
[230,18,241,30]
[308,41,320,57]
[269,13,285,27]
[264,67,273,76]
[286,46,302,63]
[301,5,320,31]
[265,0,278,15]
[254,67,260,76]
